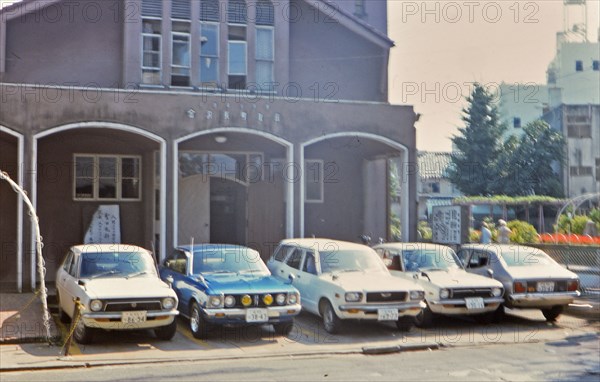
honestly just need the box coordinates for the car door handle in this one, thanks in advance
[280,269,284,273]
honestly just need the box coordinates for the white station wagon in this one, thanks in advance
[267,239,425,333]
[55,244,179,344]
[373,243,505,327]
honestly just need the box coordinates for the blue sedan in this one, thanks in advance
[159,244,301,338]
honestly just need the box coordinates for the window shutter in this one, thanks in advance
[141,0,162,17]
[256,0,274,26]
[228,0,247,24]
[200,0,220,22]
[172,0,191,20]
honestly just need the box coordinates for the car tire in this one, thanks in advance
[189,302,210,339]
[396,316,414,332]
[322,301,342,334]
[56,293,70,324]
[273,321,294,336]
[414,303,434,328]
[542,305,564,322]
[154,319,177,341]
[73,319,94,344]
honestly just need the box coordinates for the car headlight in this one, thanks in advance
[491,287,503,297]
[439,289,450,299]
[224,295,236,308]
[209,295,223,308]
[345,292,363,303]
[287,293,299,305]
[162,297,176,310]
[410,290,425,301]
[263,294,274,306]
[241,294,252,307]
[276,293,287,305]
[90,299,103,312]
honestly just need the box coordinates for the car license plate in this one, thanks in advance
[465,297,485,310]
[122,311,147,324]
[246,308,268,323]
[537,282,555,292]
[377,308,399,321]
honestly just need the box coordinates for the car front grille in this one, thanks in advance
[103,299,162,312]
[450,289,493,299]
[366,292,407,303]
[229,293,285,308]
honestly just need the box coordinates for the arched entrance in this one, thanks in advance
[32,122,166,287]
[301,132,410,242]
[0,126,24,292]
[175,128,293,258]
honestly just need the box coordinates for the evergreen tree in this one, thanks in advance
[448,84,507,195]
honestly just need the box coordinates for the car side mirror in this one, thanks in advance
[166,275,174,286]
[287,273,295,284]
[487,269,494,279]
[77,279,86,286]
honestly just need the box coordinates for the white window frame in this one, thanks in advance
[179,151,264,185]
[200,21,220,84]
[171,30,192,86]
[73,154,142,202]
[304,159,324,203]
[255,25,274,88]
[141,17,162,85]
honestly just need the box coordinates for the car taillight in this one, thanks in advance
[567,280,579,292]
[513,281,527,293]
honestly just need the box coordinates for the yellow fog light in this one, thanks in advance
[263,294,273,306]
[241,294,252,307]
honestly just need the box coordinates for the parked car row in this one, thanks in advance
[55,240,581,344]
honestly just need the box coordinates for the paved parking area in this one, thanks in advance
[2,307,597,372]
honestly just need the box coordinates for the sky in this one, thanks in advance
[388,0,600,151]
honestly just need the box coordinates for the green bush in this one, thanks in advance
[506,220,538,244]
[417,221,432,241]
[557,214,591,235]
[469,229,480,243]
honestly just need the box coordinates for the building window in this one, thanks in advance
[142,19,162,85]
[575,60,583,72]
[171,0,191,20]
[305,160,324,203]
[354,0,367,19]
[200,0,220,22]
[256,0,274,26]
[179,152,264,184]
[424,182,440,194]
[596,158,600,179]
[199,23,219,85]
[171,22,191,87]
[567,124,592,138]
[256,27,274,90]
[513,117,521,128]
[570,166,593,176]
[593,60,599,71]
[74,155,141,201]
[228,0,247,89]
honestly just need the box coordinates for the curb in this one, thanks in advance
[362,342,440,355]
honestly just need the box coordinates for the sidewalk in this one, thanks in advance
[0,293,60,344]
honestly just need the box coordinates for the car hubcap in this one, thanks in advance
[191,308,200,332]
[324,307,333,329]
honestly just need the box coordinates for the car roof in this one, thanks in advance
[373,242,454,252]
[177,244,257,253]
[459,244,539,252]
[71,244,150,254]
[278,238,369,251]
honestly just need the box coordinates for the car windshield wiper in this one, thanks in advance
[238,269,263,274]
[337,269,362,273]
[419,267,445,271]
[89,270,121,279]
[126,271,148,279]
[209,270,235,274]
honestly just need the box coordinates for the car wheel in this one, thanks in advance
[73,318,94,344]
[322,301,342,334]
[56,293,70,324]
[189,302,210,339]
[414,303,434,328]
[154,319,177,341]
[396,316,414,332]
[542,305,564,322]
[273,321,294,336]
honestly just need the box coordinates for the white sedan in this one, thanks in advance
[267,239,425,334]
[55,244,179,344]
[373,243,505,327]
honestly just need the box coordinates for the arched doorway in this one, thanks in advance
[32,122,166,286]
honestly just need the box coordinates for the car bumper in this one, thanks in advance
[81,310,179,330]
[428,297,505,315]
[507,291,580,308]
[203,304,301,324]
[337,301,425,320]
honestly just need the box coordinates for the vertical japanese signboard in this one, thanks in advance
[431,205,469,244]
[84,205,121,244]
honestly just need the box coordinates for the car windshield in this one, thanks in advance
[192,247,270,275]
[320,248,389,274]
[500,247,555,267]
[80,251,157,279]
[401,248,462,272]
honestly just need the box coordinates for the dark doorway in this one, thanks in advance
[210,178,247,245]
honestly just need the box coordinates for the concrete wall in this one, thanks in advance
[3,0,123,87]
[289,0,387,102]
